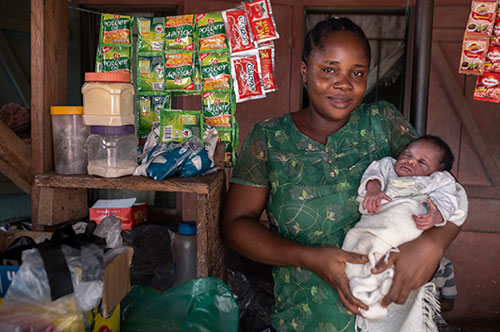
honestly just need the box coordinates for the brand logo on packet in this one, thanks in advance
[246,62,256,91]
[482,77,499,86]
[464,43,484,58]
[182,128,193,138]
[248,1,269,21]
[238,16,250,45]
[488,50,500,61]
[102,46,113,54]
[155,24,164,33]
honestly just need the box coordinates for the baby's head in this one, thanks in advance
[394,135,454,177]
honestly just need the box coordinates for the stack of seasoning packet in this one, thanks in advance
[136,17,172,137]
[457,0,500,103]
[96,14,134,75]
[474,0,500,103]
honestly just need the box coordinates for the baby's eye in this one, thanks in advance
[419,160,428,166]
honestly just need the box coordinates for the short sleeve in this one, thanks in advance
[382,102,418,158]
[230,123,270,188]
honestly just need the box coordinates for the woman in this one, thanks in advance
[222,17,461,331]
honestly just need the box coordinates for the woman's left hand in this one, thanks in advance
[371,222,460,306]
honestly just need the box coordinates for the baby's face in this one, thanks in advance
[394,140,442,177]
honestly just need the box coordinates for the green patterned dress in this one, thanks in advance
[231,101,418,332]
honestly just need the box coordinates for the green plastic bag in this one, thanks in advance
[121,277,239,332]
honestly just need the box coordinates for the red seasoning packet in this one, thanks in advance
[485,45,500,72]
[243,0,279,44]
[231,50,266,102]
[222,8,256,54]
[258,45,277,92]
[473,72,500,102]
[459,37,489,75]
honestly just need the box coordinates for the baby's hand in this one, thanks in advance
[412,198,443,230]
[363,180,392,214]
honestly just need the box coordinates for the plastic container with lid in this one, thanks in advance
[86,125,138,178]
[50,106,89,175]
[82,72,135,126]
[173,221,197,285]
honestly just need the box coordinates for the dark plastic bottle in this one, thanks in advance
[173,221,197,285]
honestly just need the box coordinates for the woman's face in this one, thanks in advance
[301,30,369,122]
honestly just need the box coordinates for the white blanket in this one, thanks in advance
[342,197,438,332]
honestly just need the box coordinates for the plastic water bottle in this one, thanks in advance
[173,221,197,285]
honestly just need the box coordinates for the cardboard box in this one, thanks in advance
[90,198,147,230]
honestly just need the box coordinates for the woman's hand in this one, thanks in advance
[371,222,460,306]
[306,247,369,315]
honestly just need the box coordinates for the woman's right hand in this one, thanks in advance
[305,246,369,315]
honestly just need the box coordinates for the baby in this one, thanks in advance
[342,135,468,330]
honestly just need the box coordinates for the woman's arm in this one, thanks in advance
[222,183,369,314]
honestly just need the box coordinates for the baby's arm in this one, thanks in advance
[363,180,392,214]
[357,157,395,214]
[413,172,468,230]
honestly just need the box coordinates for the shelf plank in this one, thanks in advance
[34,170,225,195]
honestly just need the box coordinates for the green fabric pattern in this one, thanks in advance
[231,101,418,332]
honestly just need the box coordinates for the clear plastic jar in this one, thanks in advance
[50,106,89,174]
[86,125,138,178]
[82,72,135,126]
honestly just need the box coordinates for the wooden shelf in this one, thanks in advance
[32,170,227,281]
[34,170,224,195]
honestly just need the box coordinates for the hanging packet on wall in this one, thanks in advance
[160,109,202,142]
[196,12,228,51]
[200,51,232,91]
[137,55,164,92]
[222,8,255,54]
[258,43,277,92]
[95,45,132,74]
[99,13,134,45]
[137,17,165,53]
[231,50,266,102]
[242,0,279,44]
[165,14,195,51]
[464,0,498,39]
[202,91,235,128]
[138,94,171,137]
[164,52,195,91]
[473,72,500,102]
[216,125,238,167]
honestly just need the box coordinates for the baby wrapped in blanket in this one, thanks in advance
[342,136,468,332]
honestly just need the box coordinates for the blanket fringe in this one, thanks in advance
[422,282,440,332]
[355,315,369,332]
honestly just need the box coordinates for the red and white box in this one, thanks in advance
[89,198,147,230]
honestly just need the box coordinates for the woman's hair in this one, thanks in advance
[411,135,455,172]
[302,17,371,64]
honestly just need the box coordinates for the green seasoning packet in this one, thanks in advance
[137,17,165,53]
[164,52,194,92]
[138,93,171,137]
[199,51,231,91]
[195,12,228,51]
[160,109,202,142]
[217,127,237,167]
[202,91,234,128]
[165,14,195,51]
[100,13,133,45]
[138,55,164,92]
[98,45,132,73]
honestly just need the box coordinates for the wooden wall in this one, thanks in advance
[45,0,499,321]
